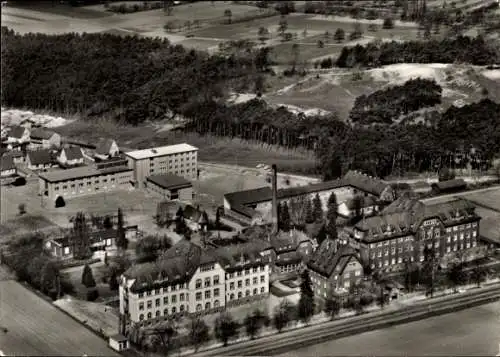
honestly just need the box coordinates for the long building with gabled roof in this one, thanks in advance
[119,239,271,329]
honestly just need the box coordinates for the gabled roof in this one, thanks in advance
[27,149,52,165]
[271,229,312,253]
[208,239,271,272]
[7,126,27,139]
[342,170,390,196]
[431,179,467,191]
[147,174,192,190]
[183,205,203,222]
[343,195,378,210]
[307,242,359,278]
[62,147,83,160]
[95,139,116,156]
[30,128,57,140]
[355,198,479,242]
[0,155,15,171]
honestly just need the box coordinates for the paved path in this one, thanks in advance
[422,185,500,204]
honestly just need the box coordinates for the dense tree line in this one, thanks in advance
[349,78,442,124]
[336,36,499,68]
[1,27,270,125]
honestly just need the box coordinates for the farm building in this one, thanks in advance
[124,143,198,189]
[29,128,61,149]
[26,149,54,171]
[38,165,134,202]
[145,174,193,201]
[223,169,395,226]
[57,146,84,167]
[95,139,120,161]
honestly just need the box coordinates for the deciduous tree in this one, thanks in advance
[189,317,210,352]
[214,312,239,347]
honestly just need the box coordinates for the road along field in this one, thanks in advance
[0,279,119,356]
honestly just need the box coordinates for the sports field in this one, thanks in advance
[0,280,119,356]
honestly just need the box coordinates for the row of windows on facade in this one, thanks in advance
[367,223,477,249]
[148,152,196,162]
[227,266,266,279]
[228,275,266,290]
[278,263,301,274]
[138,283,187,298]
[312,270,361,287]
[370,234,477,259]
[229,287,266,300]
[149,157,196,167]
[369,242,477,269]
[53,176,130,191]
[149,167,196,175]
[138,300,217,321]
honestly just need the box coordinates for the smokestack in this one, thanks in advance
[271,164,278,233]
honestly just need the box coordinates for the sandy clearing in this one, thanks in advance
[482,69,500,80]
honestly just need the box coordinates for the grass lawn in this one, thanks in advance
[270,42,344,64]
[178,38,222,51]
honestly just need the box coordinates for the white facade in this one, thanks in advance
[125,144,198,188]
[120,261,270,324]
[57,148,84,166]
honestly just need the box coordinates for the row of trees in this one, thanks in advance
[349,78,443,124]
[336,35,499,68]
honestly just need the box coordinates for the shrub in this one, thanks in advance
[383,17,395,29]
[86,288,99,301]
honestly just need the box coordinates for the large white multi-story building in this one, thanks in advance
[119,239,270,329]
[124,143,198,189]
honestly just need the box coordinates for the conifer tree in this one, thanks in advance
[312,193,323,222]
[298,269,315,324]
[326,192,338,240]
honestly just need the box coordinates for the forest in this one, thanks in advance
[0,27,270,125]
[2,28,499,180]
[336,36,499,67]
[349,78,443,124]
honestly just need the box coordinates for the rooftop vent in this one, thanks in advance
[151,149,158,154]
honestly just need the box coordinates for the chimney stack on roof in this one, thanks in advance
[271,164,278,234]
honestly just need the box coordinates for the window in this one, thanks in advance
[230,282,235,290]
[164,308,168,316]
[139,314,144,321]
[447,236,451,243]
[71,184,75,188]
[180,293,184,301]
[87,182,91,186]
[260,275,265,283]
[214,288,220,297]
[180,305,185,312]
[163,296,168,304]
[197,304,202,311]
[155,299,160,307]
[253,288,258,295]
[245,279,250,286]
[230,294,235,301]
[238,292,242,299]
[172,295,177,303]
[147,290,152,296]
[196,292,202,301]
[139,302,144,310]
[205,302,211,310]
[196,279,202,289]
[260,287,265,293]
[260,266,265,272]
[156,310,160,317]
[253,277,258,284]
[138,292,144,298]
[213,275,219,285]
[214,300,220,308]
[155,289,160,295]
[204,278,211,288]
[237,271,242,277]
[354,270,361,276]
[172,306,176,314]
[205,290,211,299]
[147,301,152,309]
[238,280,242,288]
[63,185,67,190]
[253,267,258,273]
[246,290,250,297]
[171,285,177,291]
[147,312,152,319]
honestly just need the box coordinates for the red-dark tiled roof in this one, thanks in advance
[307,243,359,278]
[431,179,467,191]
[62,147,84,160]
[7,126,27,139]
[27,149,52,165]
[31,128,57,140]
[0,155,15,171]
[95,139,116,156]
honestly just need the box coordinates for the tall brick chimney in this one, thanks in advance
[271,164,278,233]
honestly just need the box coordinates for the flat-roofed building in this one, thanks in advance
[124,143,198,189]
[39,165,134,201]
[145,174,193,201]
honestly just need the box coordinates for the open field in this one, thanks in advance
[264,63,500,121]
[0,279,119,356]
[464,188,500,212]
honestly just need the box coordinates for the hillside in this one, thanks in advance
[262,63,500,121]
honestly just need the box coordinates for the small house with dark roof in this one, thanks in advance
[6,126,30,144]
[26,149,54,170]
[46,229,118,258]
[0,155,16,177]
[145,174,193,201]
[57,146,84,167]
[95,139,120,161]
[431,179,467,195]
[29,128,61,149]
[308,239,364,301]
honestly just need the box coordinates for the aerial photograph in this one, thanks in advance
[0,0,499,356]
